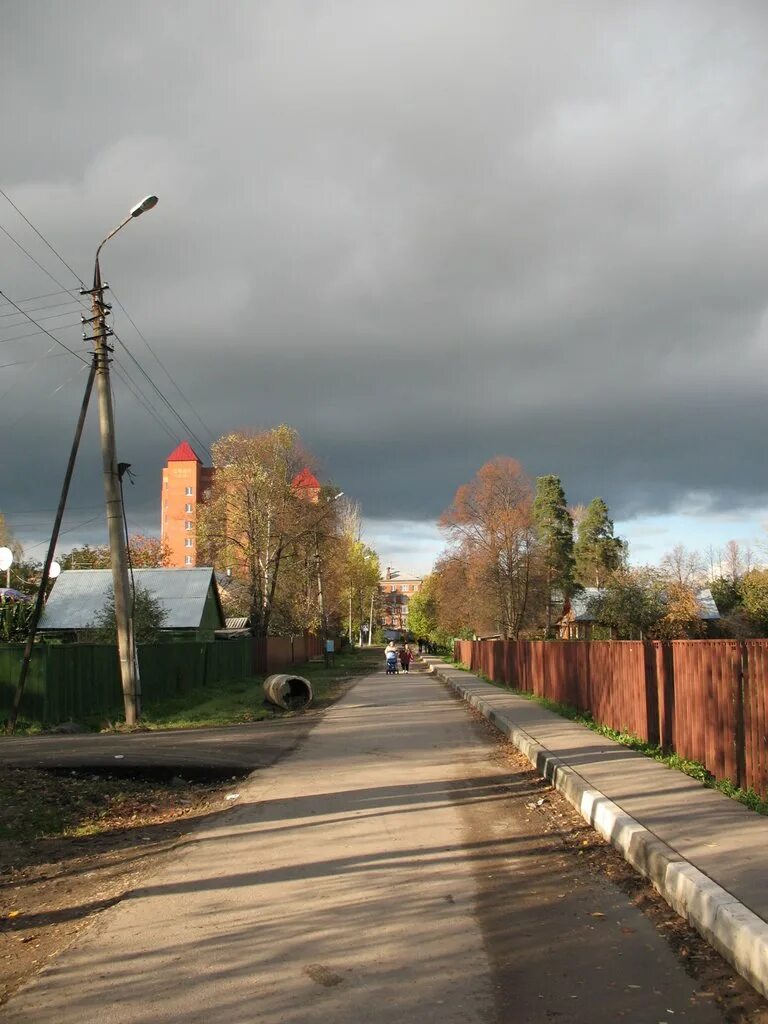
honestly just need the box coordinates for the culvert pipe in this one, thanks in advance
[263,674,313,711]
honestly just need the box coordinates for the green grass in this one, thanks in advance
[125,645,383,732]
[453,658,768,817]
[5,647,383,735]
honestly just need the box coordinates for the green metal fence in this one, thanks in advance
[0,638,254,724]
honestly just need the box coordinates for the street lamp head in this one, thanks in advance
[130,195,159,218]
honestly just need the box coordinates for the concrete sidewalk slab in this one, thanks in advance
[428,658,768,1000]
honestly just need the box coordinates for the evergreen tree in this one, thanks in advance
[532,475,575,637]
[574,497,625,588]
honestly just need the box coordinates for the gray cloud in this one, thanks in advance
[2,1,768,556]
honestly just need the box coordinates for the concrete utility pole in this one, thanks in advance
[87,195,158,726]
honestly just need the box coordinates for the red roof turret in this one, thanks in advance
[292,467,321,491]
[167,441,201,463]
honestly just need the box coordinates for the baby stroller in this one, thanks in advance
[385,649,398,674]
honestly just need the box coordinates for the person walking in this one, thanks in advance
[398,642,412,674]
[385,642,398,675]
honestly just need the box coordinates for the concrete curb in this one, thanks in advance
[431,661,768,1001]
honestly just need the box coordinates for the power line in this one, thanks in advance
[111,356,183,445]
[22,514,105,553]
[0,321,83,346]
[113,330,212,460]
[110,288,216,443]
[0,297,82,318]
[1,287,76,305]
[0,290,89,364]
[0,221,88,304]
[0,350,88,369]
[0,187,85,286]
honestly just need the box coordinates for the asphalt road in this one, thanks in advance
[1,667,726,1023]
[0,716,322,774]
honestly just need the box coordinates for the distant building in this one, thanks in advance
[39,568,225,642]
[379,566,423,633]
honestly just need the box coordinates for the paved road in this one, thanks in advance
[1,667,725,1023]
[0,717,322,774]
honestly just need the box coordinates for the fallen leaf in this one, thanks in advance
[6,911,20,919]
[590,912,605,918]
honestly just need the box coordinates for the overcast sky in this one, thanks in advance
[2,1,768,574]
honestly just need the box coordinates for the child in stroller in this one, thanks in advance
[385,643,399,674]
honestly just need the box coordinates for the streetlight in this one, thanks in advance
[89,195,158,726]
[313,491,344,665]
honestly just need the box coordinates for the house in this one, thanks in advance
[39,568,225,642]
[379,566,423,633]
[558,587,720,640]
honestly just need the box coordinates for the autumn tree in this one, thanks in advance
[197,426,343,637]
[342,540,381,644]
[408,573,455,648]
[660,544,706,590]
[60,535,171,570]
[439,458,537,638]
[574,498,625,587]
[533,475,575,637]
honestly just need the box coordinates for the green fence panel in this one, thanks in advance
[0,638,257,724]
[138,642,208,704]
[205,638,253,683]
[0,644,48,721]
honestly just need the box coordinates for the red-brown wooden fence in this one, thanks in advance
[453,637,768,797]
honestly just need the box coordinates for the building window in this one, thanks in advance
[185,538,193,548]
[391,585,396,592]
[184,555,193,565]
[185,486,193,496]
[185,521,193,531]
[184,503,193,513]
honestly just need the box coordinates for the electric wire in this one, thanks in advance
[113,330,212,460]
[1,191,214,467]
[0,297,83,319]
[0,221,88,304]
[111,356,183,445]
[0,290,89,364]
[0,322,84,346]
[110,288,216,443]
[0,187,85,286]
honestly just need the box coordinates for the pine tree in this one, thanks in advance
[574,497,625,588]
[533,475,575,637]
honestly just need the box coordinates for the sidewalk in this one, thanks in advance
[426,657,768,999]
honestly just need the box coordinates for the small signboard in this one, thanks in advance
[325,639,335,653]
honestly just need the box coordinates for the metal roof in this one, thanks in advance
[225,617,250,630]
[566,586,720,622]
[39,568,222,631]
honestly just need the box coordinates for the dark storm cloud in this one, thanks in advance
[2,0,768,551]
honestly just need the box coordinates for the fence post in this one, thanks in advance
[654,641,675,753]
[643,641,660,745]
[735,641,747,790]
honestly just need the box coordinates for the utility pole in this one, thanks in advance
[83,196,157,725]
[314,529,329,666]
[369,589,375,646]
[7,357,98,733]
[87,259,140,725]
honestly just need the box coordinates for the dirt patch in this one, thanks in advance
[469,706,768,1023]
[0,766,243,1005]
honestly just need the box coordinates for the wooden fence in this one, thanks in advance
[454,638,768,797]
[0,632,325,724]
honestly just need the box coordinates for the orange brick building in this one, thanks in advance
[161,442,323,569]
[380,567,423,632]
[161,442,214,568]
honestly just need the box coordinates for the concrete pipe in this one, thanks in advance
[263,674,313,711]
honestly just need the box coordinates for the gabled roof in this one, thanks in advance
[40,568,223,631]
[564,587,720,622]
[292,467,321,490]
[167,441,201,463]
